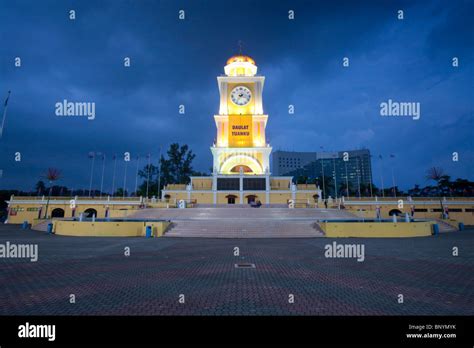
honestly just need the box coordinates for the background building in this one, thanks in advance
[272,149,373,198]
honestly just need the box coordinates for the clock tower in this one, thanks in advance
[161,53,320,206]
[211,55,272,175]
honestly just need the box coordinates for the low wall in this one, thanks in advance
[345,206,474,226]
[53,220,170,237]
[146,202,174,208]
[320,221,433,238]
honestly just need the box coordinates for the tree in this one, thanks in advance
[137,143,198,199]
[43,168,61,219]
[426,167,445,194]
[295,175,309,184]
[164,143,196,184]
[35,181,46,195]
[114,188,128,197]
[315,175,333,199]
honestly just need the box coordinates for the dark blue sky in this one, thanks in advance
[1,0,473,192]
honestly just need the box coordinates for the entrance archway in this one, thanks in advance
[226,195,237,204]
[246,195,257,204]
[83,208,98,218]
[231,165,253,173]
[220,155,263,174]
[51,208,65,218]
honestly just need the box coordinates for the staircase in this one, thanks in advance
[435,219,458,233]
[129,207,357,238]
[32,220,51,232]
[164,219,324,238]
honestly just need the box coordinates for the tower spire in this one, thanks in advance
[238,40,243,55]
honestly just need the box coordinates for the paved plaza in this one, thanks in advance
[0,224,473,315]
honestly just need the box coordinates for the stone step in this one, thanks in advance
[31,220,52,232]
[163,220,324,238]
[435,219,458,233]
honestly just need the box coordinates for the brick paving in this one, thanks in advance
[0,224,473,315]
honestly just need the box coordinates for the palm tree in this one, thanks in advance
[43,168,61,219]
[438,175,452,196]
[426,167,445,196]
[35,180,46,195]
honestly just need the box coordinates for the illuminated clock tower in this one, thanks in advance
[161,53,320,205]
[211,55,272,175]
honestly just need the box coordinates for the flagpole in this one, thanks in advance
[379,155,385,198]
[0,91,11,139]
[157,146,162,201]
[88,152,96,197]
[123,160,128,198]
[356,157,361,198]
[369,155,373,198]
[99,153,106,198]
[391,167,396,198]
[390,154,396,198]
[320,146,325,200]
[145,153,151,200]
[134,155,140,196]
[111,155,117,197]
[345,161,349,198]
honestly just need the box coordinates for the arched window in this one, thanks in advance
[51,208,65,218]
[83,208,98,218]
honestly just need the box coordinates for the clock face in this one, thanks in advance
[230,86,252,106]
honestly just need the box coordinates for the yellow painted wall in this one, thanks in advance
[165,184,186,190]
[270,179,291,190]
[296,192,318,202]
[7,203,140,224]
[53,220,170,237]
[147,202,174,209]
[191,192,213,203]
[163,192,188,203]
[270,192,290,204]
[192,178,212,190]
[320,221,432,238]
[346,204,474,225]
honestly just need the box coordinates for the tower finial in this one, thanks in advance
[238,40,243,55]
